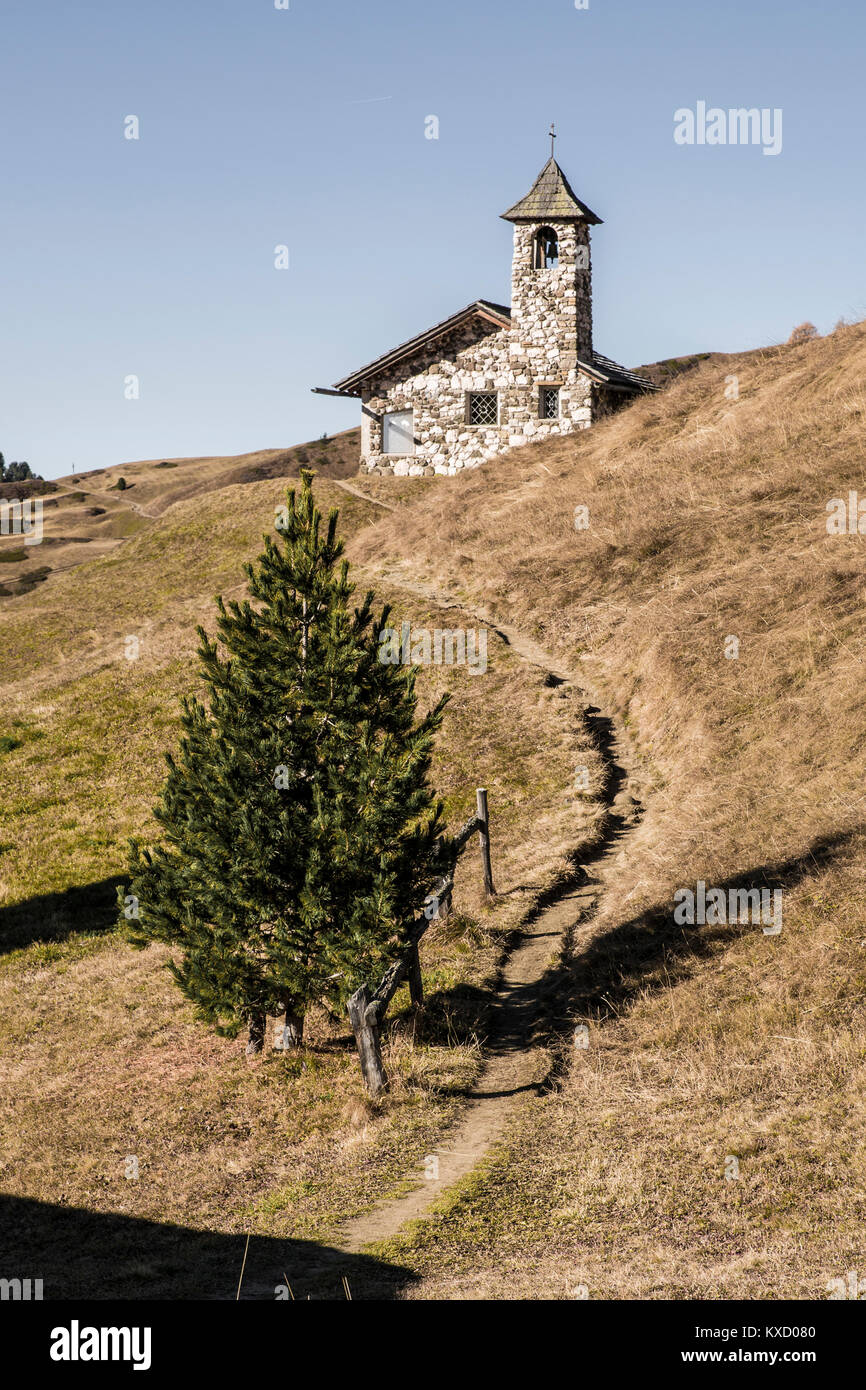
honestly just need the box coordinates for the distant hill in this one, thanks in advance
[0,428,361,598]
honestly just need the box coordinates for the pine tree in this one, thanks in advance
[122,470,447,1052]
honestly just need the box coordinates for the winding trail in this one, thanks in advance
[337,620,639,1257]
[235,479,643,1296]
[311,479,644,1263]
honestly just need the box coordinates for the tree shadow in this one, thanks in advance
[0,1194,416,1301]
[0,876,126,956]
[392,825,862,1102]
[390,980,493,1049]
[538,824,864,1073]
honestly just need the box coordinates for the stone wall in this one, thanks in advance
[510,220,593,371]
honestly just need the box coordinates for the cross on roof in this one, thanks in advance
[549,122,556,158]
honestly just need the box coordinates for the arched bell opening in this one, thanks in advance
[532,226,559,269]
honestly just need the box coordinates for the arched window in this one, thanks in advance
[533,227,558,269]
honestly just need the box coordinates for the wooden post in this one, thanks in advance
[407,942,424,1008]
[347,985,389,1096]
[476,787,496,897]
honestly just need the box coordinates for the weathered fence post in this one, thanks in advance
[347,985,389,1096]
[476,786,496,897]
[407,942,424,1008]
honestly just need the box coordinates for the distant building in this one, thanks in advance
[317,148,655,476]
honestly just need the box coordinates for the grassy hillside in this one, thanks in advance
[3,322,865,1299]
[344,320,866,1298]
[0,435,605,1297]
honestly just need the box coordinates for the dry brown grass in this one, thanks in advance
[345,322,866,1298]
[0,452,607,1295]
[6,322,866,1298]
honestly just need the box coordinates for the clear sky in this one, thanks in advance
[2,0,864,478]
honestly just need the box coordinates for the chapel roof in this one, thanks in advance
[326,299,655,396]
[579,352,657,392]
[500,158,602,225]
[331,300,511,395]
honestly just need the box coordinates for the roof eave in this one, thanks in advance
[578,358,659,392]
[333,300,511,393]
[500,210,603,226]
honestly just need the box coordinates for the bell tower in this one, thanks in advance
[501,139,601,381]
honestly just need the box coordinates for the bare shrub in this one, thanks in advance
[787,321,819,344]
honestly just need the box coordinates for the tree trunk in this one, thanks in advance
[284,1009,304,1048]
[407,943,424,1008]
[347,986,389,1096]
[246,1011,266,1056]
[273,1000,304,1050]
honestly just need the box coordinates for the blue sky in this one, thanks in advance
[1,0,864,478]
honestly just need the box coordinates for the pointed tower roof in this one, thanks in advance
[501,157,602,224]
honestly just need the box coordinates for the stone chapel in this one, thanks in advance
[316,150,655,477]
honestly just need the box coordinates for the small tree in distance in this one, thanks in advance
[122,470,448,1054]
[788,322,819,345]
